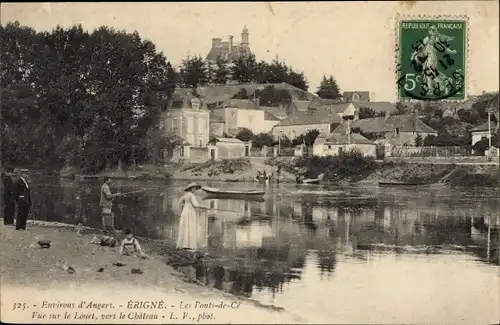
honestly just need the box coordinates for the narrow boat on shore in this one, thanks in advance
[201,186,266,199]
[300,173,325,185]
[378,181,421,186]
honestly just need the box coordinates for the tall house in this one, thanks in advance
[206,25,251,63]
[162,95,210,148]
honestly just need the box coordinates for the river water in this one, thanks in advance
[28,178,500,323]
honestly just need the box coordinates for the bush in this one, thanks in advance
[292,150,377,182]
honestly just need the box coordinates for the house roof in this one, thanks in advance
[343,91,370,102]
[213,137,244,144]
[277,109,343,127]
[206,44,247,62]
[353,101,397,114]
[261,106,288,120]
[315,102,353,114]
[320,133,375,145]
[224,99,259,110]
[290,100,312,112]
[470,122,497,132]
[264,111,280,121]
[334,114,438,134]
[312,97,345,106]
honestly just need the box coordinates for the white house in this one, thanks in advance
[470,121,497,145]
[313,133,376,157]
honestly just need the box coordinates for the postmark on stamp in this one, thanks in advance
[396,17,468,101]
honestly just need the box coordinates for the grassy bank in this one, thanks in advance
[0,220,305,324]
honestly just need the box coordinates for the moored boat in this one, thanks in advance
[378,182,421,186]
[300,173,325,185]
[201,186,266,199]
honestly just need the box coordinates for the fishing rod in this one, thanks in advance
[113,189,149,197]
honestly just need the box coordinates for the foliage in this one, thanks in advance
[414,133,423,147]
[293,150,377,181]
[316,75,341,99]
[0,22,176,173]
[393,102,411,115]
[230,54,257,84]
[358,106,382,119]
[252,133,275,148]
[213,56,229,85]
[291,129,320,147]
[179,55,208,90]
[254,85,292,108]
[472,135,499,154]
[234,128,254,142]
[423,133,471,147]
[231,88,250,99]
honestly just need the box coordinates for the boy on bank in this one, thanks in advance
[114,229,147,274]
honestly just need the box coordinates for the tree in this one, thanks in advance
[286,70,308,91]
[213,56,229,84]
[252,133,275,148]
[180,55,208,89]
[235,128,254,142]
[316,75,341,99]
[414,134,423,146]
[265,57,289,84]
[393,102,411,115]
[292,129,320,147]
[232,88,249,99]
[359,106,378,119]
[230,53,257,83]
[254,85,291,108]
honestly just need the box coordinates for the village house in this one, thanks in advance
[470,121,498,145]
[313,132,376,157]
[342,91,371,102]
[207,137,248,161]
[161,94,210,162]
[271,107,343,140]
[333,111,438,145]
[212,99,281,135]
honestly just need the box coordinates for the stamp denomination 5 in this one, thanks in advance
[396,17,468,101]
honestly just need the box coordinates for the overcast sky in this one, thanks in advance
[1,2,498,101]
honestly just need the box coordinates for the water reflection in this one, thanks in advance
[29,178,499,304]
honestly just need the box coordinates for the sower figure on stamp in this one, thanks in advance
[14,168,31,231]
[99,177,121,234]
[2,167,17,226]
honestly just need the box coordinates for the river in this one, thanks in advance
[27,178,500,323]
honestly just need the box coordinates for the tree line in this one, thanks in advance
[179,54,309,91]
[1,22,177,173]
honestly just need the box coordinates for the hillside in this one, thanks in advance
[173,83,316,104]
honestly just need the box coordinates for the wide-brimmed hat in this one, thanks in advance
[184,182,201,192]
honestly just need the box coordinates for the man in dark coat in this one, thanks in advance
[15,168,31,230]
[2,167,16,225]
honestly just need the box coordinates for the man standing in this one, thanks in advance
[99,177,120,234]
[2,167,16,226]
[15,168,31,231]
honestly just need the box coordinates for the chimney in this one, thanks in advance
[228,35,234,53]
[212,38,222,48]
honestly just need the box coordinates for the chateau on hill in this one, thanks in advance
[205,25,251,62]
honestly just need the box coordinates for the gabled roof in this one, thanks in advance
[290,100,312,112]
[334,114,438,134]
[224,99,259,110]
[261,106,288,120]
[264,111,280,121]
[318,132,375,145]
[277,109,343,127]
[312,97,345,106]
[314,102,353,114]
[470,121,497,132]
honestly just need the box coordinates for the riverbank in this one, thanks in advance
[0,220,306,324]
[58,156,498,187]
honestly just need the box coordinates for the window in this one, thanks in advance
[180,146,185,157]
[352,93,360,101]
[395,128,400,136]
[187,117,193,133]
[172,118,178,130]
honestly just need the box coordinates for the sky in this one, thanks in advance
[1,1,499,101]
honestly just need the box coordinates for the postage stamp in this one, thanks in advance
[396,16,468,101]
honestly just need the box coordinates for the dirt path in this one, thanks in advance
[0,221,306,324]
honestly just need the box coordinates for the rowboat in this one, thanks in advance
[378,182,421,186]
[201,186,266,199]
[300,173,325,185]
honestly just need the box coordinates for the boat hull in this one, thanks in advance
[201,186,265,199]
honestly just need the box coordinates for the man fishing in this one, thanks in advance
[99,177,121,234]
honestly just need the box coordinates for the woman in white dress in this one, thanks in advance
[176,182,207,250]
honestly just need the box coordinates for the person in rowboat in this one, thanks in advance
[176,182,208,252]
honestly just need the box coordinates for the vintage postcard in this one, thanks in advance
[1,2,499,324]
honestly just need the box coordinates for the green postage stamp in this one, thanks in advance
[396,16,468,101]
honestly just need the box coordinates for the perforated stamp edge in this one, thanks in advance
[394,14,470,103]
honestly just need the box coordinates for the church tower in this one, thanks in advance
[241,25,249,54]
